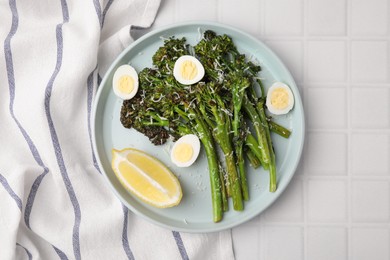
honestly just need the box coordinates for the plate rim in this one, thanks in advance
[92,20,306,233]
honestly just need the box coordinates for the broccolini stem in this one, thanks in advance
[200,136,224,221]
[142,120,169,127]
[268,120,291,138]
[192,114,223,222]
[218,163,229,212]
[142,111,170,127]
[243,95,270,169]
[210,106,243,211]
[245,134,263,164]
[237,143,249,200]
[224,149,244,210]
[232,109,240,137]
[257,100,277,192]
[245,148,261,169]
[231,78,250,202]
[173,107,190,121]
[197,101,216,130]
[256,79,265,99]
[176,125,192,136]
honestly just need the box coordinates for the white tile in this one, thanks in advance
[152,0,176,27]
[304,133,347,175]
[307,180,347,222]
[352,180,390,222]
[307,0,346,36]
[176,0,217,21]
[293,159,305,178]
[351,134,389,175]
[351,0,389,36]
[264,180,303,222]
[232,224,260,260]
[266,40,303,82]
[219,0,261,36]
[351,41,389,83]
[264,226,303,260]
[265,0,303,36]
[351,88,390,128]
[307,41,346,82]
[351,227,390,260]
[305,88,347,129]
[307,227,347,260]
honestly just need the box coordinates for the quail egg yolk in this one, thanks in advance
[270,88,289,109]
[179,60,198,80]
[117,75,134,94]
[172,143,193,163]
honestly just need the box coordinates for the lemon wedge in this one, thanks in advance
[111,148,182,208]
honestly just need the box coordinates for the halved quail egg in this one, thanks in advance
[112,64,139,100]
[266,82,294,115]
[173,55,205,85]
[170,134,201,167]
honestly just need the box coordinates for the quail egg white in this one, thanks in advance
[266,82,294,115]
[170,134,201,167]
[112,64,139,100]
[173,55,205,85]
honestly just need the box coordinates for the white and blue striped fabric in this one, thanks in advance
[0,0,233,259]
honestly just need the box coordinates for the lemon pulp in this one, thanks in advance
[111,148,182,208]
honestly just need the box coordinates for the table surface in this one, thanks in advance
[150,0,390,259]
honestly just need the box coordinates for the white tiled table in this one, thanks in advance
[151,0,390,259]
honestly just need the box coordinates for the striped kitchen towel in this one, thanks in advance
[0,0,234,259]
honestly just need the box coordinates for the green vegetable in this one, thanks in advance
[269,120,291,138]
[119,30,291,221]
[257,99,277,192]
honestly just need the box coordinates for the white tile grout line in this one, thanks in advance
[386,1,390,94]
[346,0,352,258]
[263,35,390,41]
[261,221,390,228]
[307,129,390,134]
[301,0,308,258]
[174,0,178,23]
[388,0,390,37]
[216,0,221,23]
[346,0,353,259]
[261,0,266,39]
[387,0,390,246]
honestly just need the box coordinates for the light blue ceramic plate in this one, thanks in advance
[92,21,305,233]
